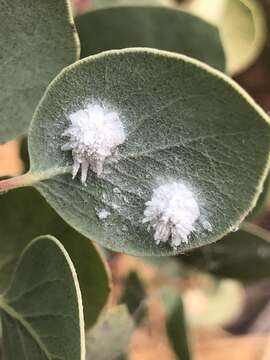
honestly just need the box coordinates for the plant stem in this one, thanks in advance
[0,173,34,193]
[0,166,72,193]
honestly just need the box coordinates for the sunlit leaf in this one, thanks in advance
[181,0,267,74]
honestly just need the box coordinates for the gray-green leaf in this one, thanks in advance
[76,6,225,70]
[0,0,80,142]
[0,235,85,360]
[3,48,270,256]
[0,187,111,329]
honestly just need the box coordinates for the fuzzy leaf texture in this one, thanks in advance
[76,5,225,71]
[3,48,270,256]
[0,187,111,329]
[0,236,85,360]
[0,0,79,142]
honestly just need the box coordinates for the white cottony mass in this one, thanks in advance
[143,181,200,247]
[62,104,126,184]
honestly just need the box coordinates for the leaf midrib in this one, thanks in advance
[0,294,52,359]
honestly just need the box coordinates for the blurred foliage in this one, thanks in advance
[180,0,267,75]
[161,287,191,360]
[179,223,270,282]
[120,271,147,325]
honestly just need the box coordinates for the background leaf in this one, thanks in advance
[181,0,267,75]
[0,235,85,360]
[161,287,191,360]
[0,0,80,142]
[0,187,111,328]
[85,305,135,360]
[76,6,225,70]
[120,271,146,324]
[180,223,270,281]
[25,48,270,255]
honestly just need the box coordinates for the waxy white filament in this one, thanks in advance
[143,181,200,247]
[62,104,126,184]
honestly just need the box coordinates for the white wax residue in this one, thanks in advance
[62,104,126,184]
[98,209,110,220]
[143,181,200,247]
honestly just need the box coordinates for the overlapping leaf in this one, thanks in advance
[0,236,85,360]
[0,187,111,328]
[76,6,225,70]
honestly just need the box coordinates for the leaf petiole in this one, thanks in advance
[0,166,72,193]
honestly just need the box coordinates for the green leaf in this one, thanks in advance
[120,271,146,324]
[0,0,80,143]
[180,223,270,281]
[2,48,270,256]
[181,0,267,75]
[0,187,111,329]
[161,288,191,360]
[0,235,85,360]
[85,305,135,360]
[76,6,225,71]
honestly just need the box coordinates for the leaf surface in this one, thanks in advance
[0,236,85,360]
[0,187,111,328]
[0,0,79,142]
[76,6,225,70]
[16,48,270,255]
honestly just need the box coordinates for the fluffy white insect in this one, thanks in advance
[62,104,126,184]
[143,181,200,247]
